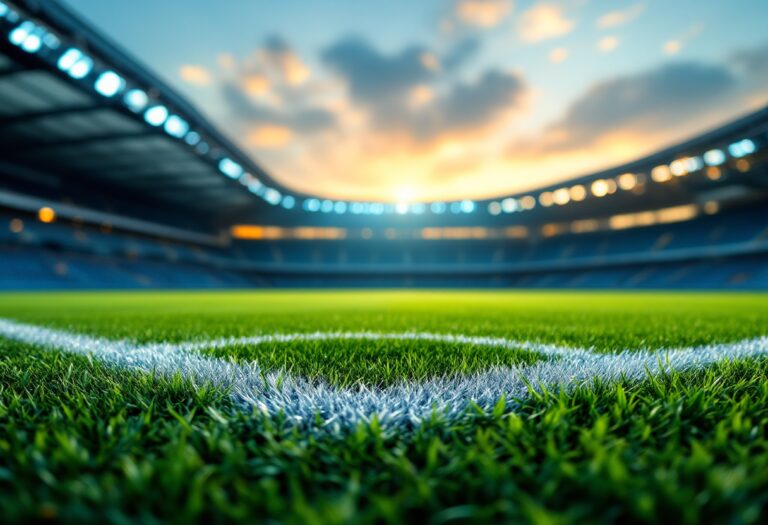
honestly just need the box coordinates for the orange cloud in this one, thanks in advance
[549,47,569,64]
[518,4,574,43]
[455,0,513,28]
[596,3,645,29]
[247,125,294,149]
[598,36,619,53]
[242,74,270,96]
[179,65,212,86]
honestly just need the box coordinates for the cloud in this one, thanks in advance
[518,4,574,43]
[179,65,212,86]
[221,83,336,135]
[598,36,619,53]
[538,61,737,151]
[454,0,513,28]
[321,37,436,106]
[549,47,568,64]
[662,23,704,56]
[246,125,294,149]
[321,37,527,141]
[442,36,482,71]
[259,35,311,86]
[596,3,645,29]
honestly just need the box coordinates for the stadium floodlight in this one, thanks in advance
[370,203,385,215]
[281,196,296,209]
[520,196,536,210]
[164,115,190,138]
[430,202,446,214]
[539,191,554,206]
[57,48,82,71]
[10,22,44,54]
[144,105,169,126]
[590,180,609,197]
[94,71,125,97]
[669,159,688,177]
[320,200,334,213]
[218,157,243,179]
[0,2,8,17]
[501,198,517,213]
[349,202,364,214]
[488,202,502,215]
[449,202,462,214]
[617,173,637,191]
[460,200,475,213]
[728,139,756,158]
[651,165,672,183]
[334,201,348,214]
[8,21,32,45]
[411,203,426,214]
[246,179,263,195]
[304,198,321,212]
[184,131,201,146]
[553,188,570,206]
[264,188,282,205]
[396,202,409,215]
[570,185,587,202]
[703,149,726,166]
[124,89,149,112]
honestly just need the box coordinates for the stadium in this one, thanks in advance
[0,0,767,523]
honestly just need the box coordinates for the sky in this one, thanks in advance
[65,0,768,202]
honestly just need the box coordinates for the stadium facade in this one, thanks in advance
[0,0,766,290]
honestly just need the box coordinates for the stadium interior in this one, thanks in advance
[1,0,766,290]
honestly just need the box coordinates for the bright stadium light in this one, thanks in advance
[67,54,94,79]
[488,202,502,215]
[553,188,570,206]
[370,203,385,215]
[460,200,475,213]
[411,203,426,214]
[218,157,243,179]
[430,202,446,214]
[144,105,169,126]
[0,2,8,17]
[651,165,672,183]
[246,179,263,195]
[281,196,296,209]
[590,180,609,197]
[396,202,409,214]
[501,198,517,213]
[57,48,82,70]
[304,198,320,212]
[449,202,462,214]
[350,202,364,214]
[539,191,554,206]
[728,139,756,158]
[703,149,726,166]
[264,188,282,205]
[334,201,347,214]
[617,173,637,191]
[320,200,334,213]
[520,196,536,210]
[10,22,43,54]
[164,115,190,138]
[124,89,149,112]
[94,71,125,97]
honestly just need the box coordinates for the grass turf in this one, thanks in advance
[0,290,767,523]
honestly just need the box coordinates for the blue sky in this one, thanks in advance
[65,0,768,201]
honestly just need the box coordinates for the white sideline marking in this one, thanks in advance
[1,318,767,429]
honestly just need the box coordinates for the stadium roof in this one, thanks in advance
[0,0,292,220]
[0,0,765,231]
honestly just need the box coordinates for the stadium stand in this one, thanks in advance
[0,0,766,290]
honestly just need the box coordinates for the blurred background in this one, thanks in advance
[0,0,767,289]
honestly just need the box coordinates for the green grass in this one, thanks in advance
[0,291,767,524]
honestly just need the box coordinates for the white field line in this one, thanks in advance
[1,317,767,429]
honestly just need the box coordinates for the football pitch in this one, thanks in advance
[0,290,767,524]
